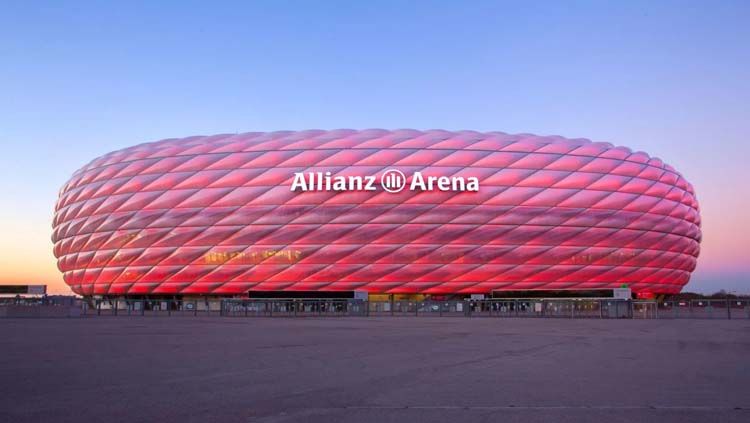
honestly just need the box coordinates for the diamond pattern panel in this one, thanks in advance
[52,129,701,296]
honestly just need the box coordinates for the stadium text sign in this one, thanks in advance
[290,169,479,193]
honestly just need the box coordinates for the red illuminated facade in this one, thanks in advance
[52,129,701,297]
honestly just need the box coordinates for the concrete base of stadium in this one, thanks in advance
[0,318,748,423]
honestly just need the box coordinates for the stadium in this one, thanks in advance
[51,129,701,301]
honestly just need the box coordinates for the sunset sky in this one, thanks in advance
[1,1,748,294]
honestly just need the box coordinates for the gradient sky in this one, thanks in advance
[1,0,748,294]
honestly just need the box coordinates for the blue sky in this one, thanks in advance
[0,0,748,293]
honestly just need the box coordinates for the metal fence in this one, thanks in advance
[648,299,750,319]
[221,298,750,320]
[3,298,749,319]
[0,303,83,318]
[221,299,368,317]
[83,299,223,317]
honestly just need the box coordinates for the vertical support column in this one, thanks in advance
[629,300,634,319]
[727,297,731,320]
[570,301,574,319]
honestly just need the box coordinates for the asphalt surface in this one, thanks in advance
[1,317,748,423]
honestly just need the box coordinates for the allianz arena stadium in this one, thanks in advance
[51,129,701,299]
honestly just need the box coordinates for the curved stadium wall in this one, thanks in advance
[51,129,701,297]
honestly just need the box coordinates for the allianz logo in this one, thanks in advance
[291,169,480,193]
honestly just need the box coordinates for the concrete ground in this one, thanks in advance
[0,317,748,423]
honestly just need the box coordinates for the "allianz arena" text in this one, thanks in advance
[290,171,480,192]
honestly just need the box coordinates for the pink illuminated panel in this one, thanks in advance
[52,129,701,296]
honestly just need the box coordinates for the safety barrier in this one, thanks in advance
[0,304,82,318]
[221,299,367,317]
[81,299,222,317]
[5,298,749,319]
[652,299,750,319]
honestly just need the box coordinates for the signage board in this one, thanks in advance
[291,169,480,193]
[353,291,368,301]
[613,288,632,300]
[0,285,47,295]
[27,285,47,295]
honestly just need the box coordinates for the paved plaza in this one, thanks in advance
[1,317,748,423]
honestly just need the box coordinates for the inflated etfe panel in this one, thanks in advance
[52,129,701,296]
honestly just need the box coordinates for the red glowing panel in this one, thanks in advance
[52,129,701,296]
